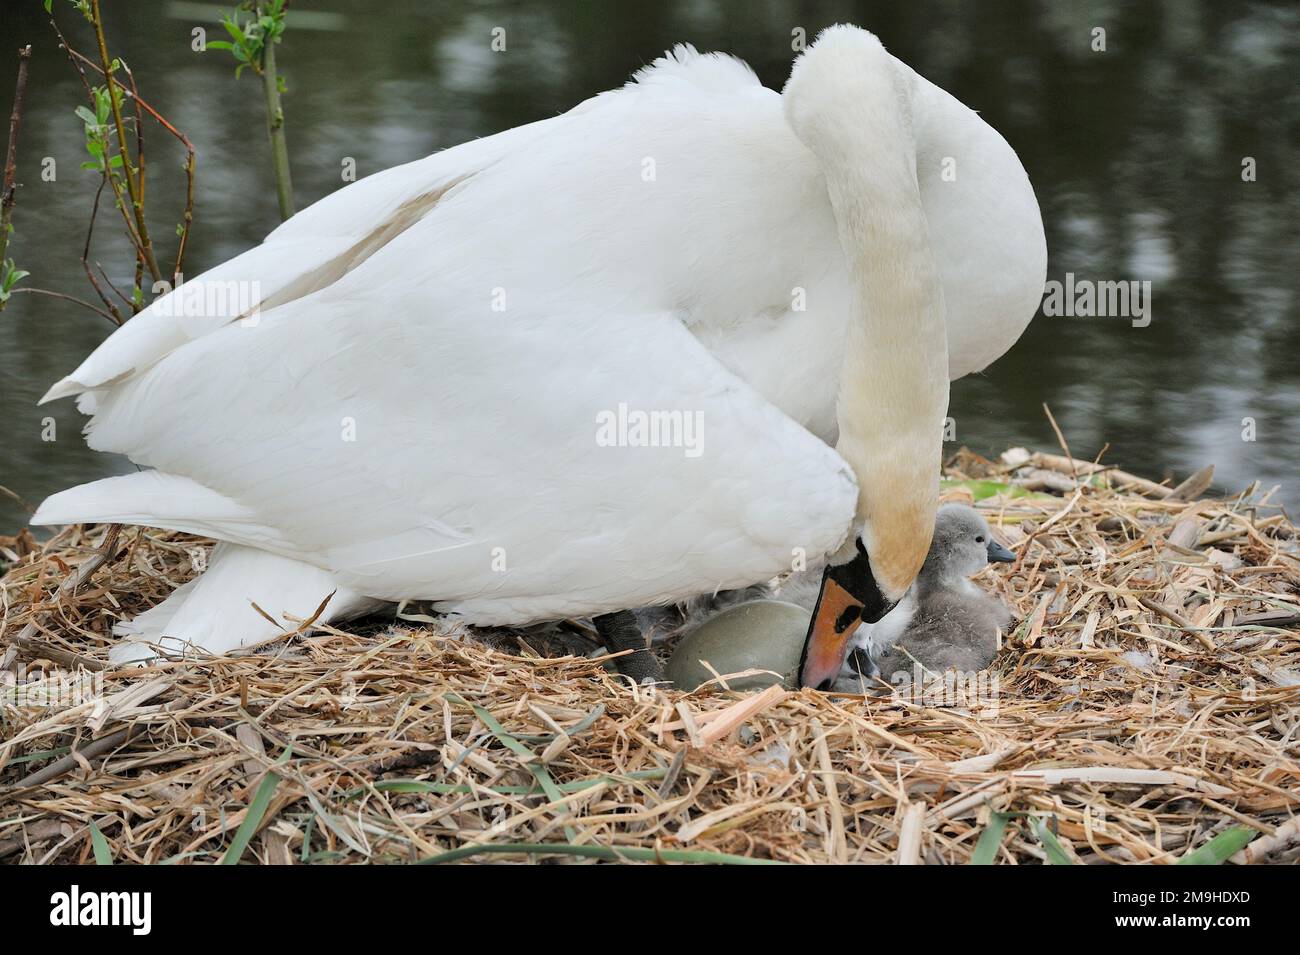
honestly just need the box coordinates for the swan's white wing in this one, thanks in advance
[39,44,762,405]
[39,116,559,404]
[43,293,856,623]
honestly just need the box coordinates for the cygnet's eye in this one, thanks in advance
[976,535,985,544]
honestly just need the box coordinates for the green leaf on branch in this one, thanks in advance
[1,258,31,302]
[208,2,290,79]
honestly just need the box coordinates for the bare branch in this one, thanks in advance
[8,286,122,326]
[89,0,161,282]
[0,44,34,306]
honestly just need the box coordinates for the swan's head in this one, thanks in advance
[918,504,1015,589]
[796,530,883,691]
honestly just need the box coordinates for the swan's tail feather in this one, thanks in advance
[31,471,293,550]
[32,473,384,661]
[109,542,383,662]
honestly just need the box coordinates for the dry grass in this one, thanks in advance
[1,447,1298,865]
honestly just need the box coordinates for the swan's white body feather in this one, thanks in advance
[33,33,1045,656]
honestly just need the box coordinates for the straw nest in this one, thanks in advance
[2,447,1297,865]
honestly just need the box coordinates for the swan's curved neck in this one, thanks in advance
[785,29,949,601]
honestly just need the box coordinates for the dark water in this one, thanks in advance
[1,0,1296,533]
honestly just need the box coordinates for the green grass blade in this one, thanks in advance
[220,745,292,865]
[299,813,317,863]
[446,693,574,838]
[512,704,607,744]
[1177,826,1256,865]
[5,746,72,765]
[416,842,785,865]
[1029,815,1074,865]
[88,821,113,865]
[970,812,1011,865]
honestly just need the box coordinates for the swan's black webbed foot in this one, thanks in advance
[594,609,665,685]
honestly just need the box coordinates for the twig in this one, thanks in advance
[47,15,95,99]
[0,819,66,861]
[259,6,294,221]
[8,727,133,790]
[1137,596,1194,631]
[1042,402,1076,480]
[7,632,105,672]
[95,260,135,311]
[48,13,148,276]
[1232,815,1300,865]
[174,149,195,282]
[1029,450,1172,498]
[123,58,146,310]
[120,57,194,284]
[7,286,120,325]
[89,0,161,282]
[1139,596,1215,651]
[364,747,442,775]
[0,45,33,306]
[81,177,126,323]
[59,40,197,284]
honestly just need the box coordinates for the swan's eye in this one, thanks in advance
[976,536,985,544]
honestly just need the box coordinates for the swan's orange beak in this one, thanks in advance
[798,540,894,690]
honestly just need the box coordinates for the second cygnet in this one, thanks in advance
[837,503,1015,689]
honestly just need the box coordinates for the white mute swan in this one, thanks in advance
[32,26,1046,677]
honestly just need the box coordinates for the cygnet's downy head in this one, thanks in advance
[916,504,1014,591]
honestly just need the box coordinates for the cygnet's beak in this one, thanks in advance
[987,539,1016,563]
[798,540,894,691]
